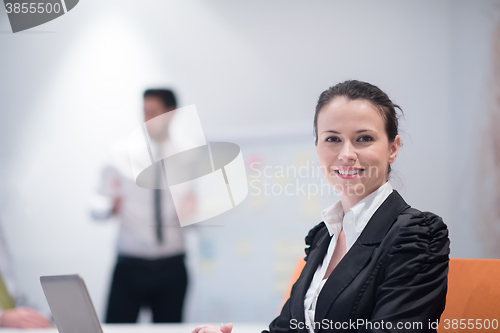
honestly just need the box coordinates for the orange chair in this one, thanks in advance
[283,258,500,332]
[438,258,500,332]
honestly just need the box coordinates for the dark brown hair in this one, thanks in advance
[144,89,177,109]
[313,80,403,177]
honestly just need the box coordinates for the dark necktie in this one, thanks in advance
[154,162,164,244]
[154,189,163,244]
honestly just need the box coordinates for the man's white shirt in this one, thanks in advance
[91,138,185,259]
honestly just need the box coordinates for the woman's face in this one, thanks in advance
[316,97,400,199]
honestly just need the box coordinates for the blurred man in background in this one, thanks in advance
[0,222,51,329]
[91,89,189,323]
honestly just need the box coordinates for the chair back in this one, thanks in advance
[438,258,500,332]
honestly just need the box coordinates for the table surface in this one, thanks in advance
[0,323,269,333]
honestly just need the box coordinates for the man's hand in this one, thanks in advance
[0,307,51,328]
[192,323,233,333]
[111,197,122,215]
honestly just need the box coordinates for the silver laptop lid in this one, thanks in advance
[40,274,103,333]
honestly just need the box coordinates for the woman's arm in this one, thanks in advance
[359,211,450,333]
[263,222,327,333]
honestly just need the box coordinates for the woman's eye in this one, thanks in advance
[357,135,373,142]
[326,136,340,142]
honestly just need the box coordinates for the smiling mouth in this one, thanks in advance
[335,169,365,176]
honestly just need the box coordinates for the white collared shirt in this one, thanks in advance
[303,181,394,333]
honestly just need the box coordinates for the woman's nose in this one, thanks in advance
[338,142,357,162]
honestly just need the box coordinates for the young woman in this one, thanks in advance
[192,80,450,333]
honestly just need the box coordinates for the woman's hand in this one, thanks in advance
[191,323,233,333]
[0,307,51,328]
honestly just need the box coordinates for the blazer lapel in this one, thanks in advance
[290,229,332,333]
[313,190,410,330]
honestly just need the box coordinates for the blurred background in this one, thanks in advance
[0,0,499,326]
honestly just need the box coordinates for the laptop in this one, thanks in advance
[40,274,103,333]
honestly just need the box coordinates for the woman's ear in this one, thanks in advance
[388,135,401,163]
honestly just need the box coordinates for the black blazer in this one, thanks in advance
[264,190,450,333]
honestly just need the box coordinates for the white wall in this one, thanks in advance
[0,0,497,323]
